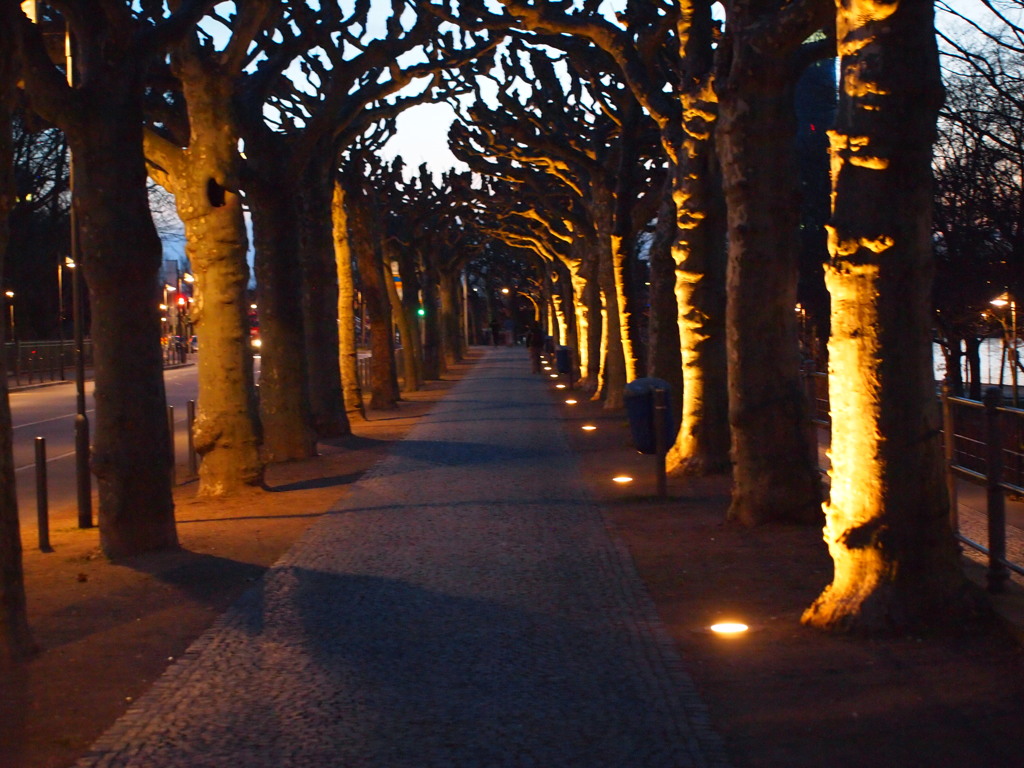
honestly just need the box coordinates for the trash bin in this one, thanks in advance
[556,346,573,374]
[624,377,673,455]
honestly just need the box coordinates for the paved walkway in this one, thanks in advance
[76,348,730,768]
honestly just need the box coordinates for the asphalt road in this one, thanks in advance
[10,361,203,531]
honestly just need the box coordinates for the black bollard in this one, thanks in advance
[35,437,52,552]
[187,400,198,477]
[167,405,176,486]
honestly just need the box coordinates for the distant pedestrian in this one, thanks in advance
[490,319,502,346]
[527,323,545,373]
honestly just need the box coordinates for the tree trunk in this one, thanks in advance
[667,129,730,476]
[717,38,821,525]
[421,268,443,380]
[299,158,349,438]
[440,269,462,368]
[0,31,34,658]
[332,179,364,421]
[344,172,398,409]
[396,252,425,387]
[144,61,264,497]
[965,336,982,400]
[248,157,317,461]
[583,266,603,395]
[802,0,979,634]
[645,185,682,398]
[76,102,177,557]
[382,244,419,393]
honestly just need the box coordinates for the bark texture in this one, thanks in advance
[299,157,350,438]
[343,169,398,409]
[16,6,182,557]
[333,180,365,421]
[716,2,824,524]
[803,0,981,633]
[247,150,317,461]
[145,33,265,497]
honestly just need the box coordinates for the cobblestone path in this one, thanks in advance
[77,348,730,768]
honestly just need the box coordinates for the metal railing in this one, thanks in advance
[3,340,89,386]
[803,368,1024,591]
[943,387,1024,591]
[4,338,195,389]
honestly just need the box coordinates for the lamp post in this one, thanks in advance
[4,290,14,344]
[65,256,91,528]
[57,258,67,380]
[990,292,1019,408]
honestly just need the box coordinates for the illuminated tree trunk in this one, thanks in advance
[344,170,398,409]
[299,157,350,438]
[0,26,34,658]
[667,124,730,476]
[803,0,977,633]
[716,16,822,525]
[582,266,603,394]
[248,155,317,459]
[144,58,263,498]
[382,242,418,393]
[333,179,364,420]
[594,199,627,409]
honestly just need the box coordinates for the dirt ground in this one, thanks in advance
[4,349,1024,768]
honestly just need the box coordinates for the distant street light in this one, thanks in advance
[989,292,1019,407]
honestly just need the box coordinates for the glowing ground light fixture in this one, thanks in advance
[612,476,633,484]
[549,373,559,379]
[708,622,749,636]
[581,424,597,431]
[565,399,578,405]
[555,384,566,389]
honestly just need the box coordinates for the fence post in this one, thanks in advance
[167,404,176,487]
[940,384,959,535]
[186,399,198,477]
[983,386,1008,593]
[35,437,52,552]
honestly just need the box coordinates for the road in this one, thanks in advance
[10,362,202,533]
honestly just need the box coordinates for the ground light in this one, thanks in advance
[565,399,577,405]
[708,622,749,636]
[581,425,597,431]
[612,476,633,484]
[549,373,559,378]
[555,384,566,389]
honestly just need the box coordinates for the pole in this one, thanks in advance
[186,399,197,477]
[1011,299,1019,408]
[67,27,92,529]
[35,437,52,553]
[167,405,176,487]
[984,387,1008,593]
[653,386,667,499]
[57,260,65,381]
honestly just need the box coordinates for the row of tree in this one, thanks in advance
[0,0,1007,664]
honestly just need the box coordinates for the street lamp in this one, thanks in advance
[990,292,1019,407]
[4,290,14,343]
